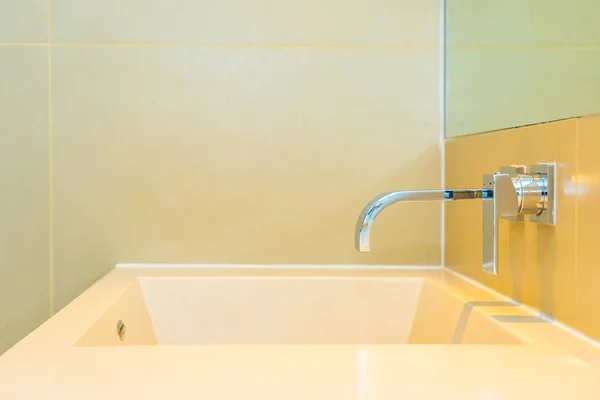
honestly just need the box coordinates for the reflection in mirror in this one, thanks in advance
[445,0,600,138]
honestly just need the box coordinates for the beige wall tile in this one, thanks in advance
[52,0,440,45]
[0,0,47,42]
[575,115,600,339]
[447,0,600,47]
[446,49,600,137]
[52,47,441,310]
[0,48,49,354]
[445,119,578,326]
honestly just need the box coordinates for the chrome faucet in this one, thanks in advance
[356,189,485,252]
[355,164,555,275]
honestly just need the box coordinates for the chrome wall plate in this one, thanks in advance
[500,165,526,222]
[528,163,555,225]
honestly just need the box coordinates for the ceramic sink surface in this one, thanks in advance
[2,266,600,399]
[76,277,522,346]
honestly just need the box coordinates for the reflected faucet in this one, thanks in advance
[355,164,556,275]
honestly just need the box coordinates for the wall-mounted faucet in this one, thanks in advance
[355,164,555,275]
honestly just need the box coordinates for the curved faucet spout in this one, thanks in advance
[355,190,446,252]
[355,189,484,252]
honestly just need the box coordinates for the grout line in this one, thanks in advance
[116,263,444,270]
[439,0,446,267]
[47,0,54,317]
[15,43,594,50]
[0,42,439,51]
[572,118,581,354]
[574,119,579,283]
[8,43,599,51]
[448,44,600,51]
[49,42,438,50]
[0,43,49,47]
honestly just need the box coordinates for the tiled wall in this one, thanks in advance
[445,115,600,341]
[446,0,600,137]
[0,47,49,357]
[0,1,443,353]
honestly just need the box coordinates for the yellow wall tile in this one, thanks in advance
[0,0,47,42]
[574,115,600,339]
[52,0,440,46]
[51,47,442,309]
[0,48,49,354]
[445,119,578,327]
[447,114,600,343]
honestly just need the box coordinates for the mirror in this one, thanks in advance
[445,0,600,138]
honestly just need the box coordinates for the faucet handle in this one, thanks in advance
[482,173,520,274]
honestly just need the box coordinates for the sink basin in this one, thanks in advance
[75,277,524,346]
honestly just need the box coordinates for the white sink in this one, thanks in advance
[75,277,523,346]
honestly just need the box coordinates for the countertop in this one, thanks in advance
[1,265,600,399]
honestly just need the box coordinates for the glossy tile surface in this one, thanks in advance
[0,0,47,42]
[575,115,600,339]
[52,0,440,45]
[446,116,600,342]
[0,47,49,354]
[446,120,578,323]
[52,47,441,309]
